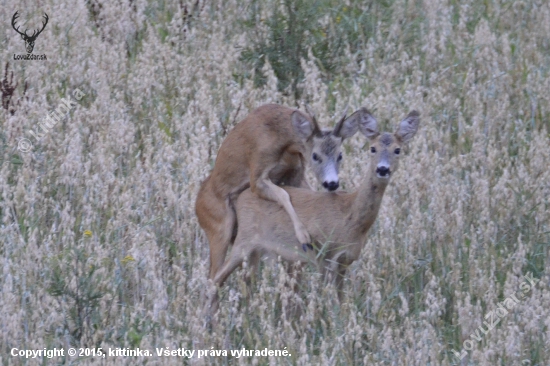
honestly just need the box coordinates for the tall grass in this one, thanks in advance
[0,0,549,364]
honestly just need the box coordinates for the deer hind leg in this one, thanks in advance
[209,199,237,280]
[196,187,237,280]
[208,244,254,317]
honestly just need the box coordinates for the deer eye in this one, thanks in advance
[370,147,376,153]
[394,148,401,155]
[337,153,342,161]
[312,153,321,162]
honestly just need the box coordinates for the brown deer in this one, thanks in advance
[196,104,365,281]
[209,109,420,307]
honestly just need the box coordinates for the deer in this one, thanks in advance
[208,109,420,310]
[12,11,49,54]
[196,104,365,285]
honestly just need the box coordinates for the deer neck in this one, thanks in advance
[350,165,390,233]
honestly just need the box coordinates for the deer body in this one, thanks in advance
[232,177,387,270]
[200,105,308,206]
[210,109,420,305]
[196,104,360,280]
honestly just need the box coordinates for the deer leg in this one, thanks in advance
[251,167,311,246]
[196,186,236,280]
[208,245,252,316]
[335,265,348,303]
[245,250,260,291]
[320,259,348,303]
[208,201,236,280]
[213,247,251,287]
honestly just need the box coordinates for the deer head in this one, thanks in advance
[12,11,49,54]
[292,107,359,191]
[357,109,421,181]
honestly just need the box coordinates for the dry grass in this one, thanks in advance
[0,0,549,365]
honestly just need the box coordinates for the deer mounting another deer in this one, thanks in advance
[196,104,363,283]
[209,109,420,309]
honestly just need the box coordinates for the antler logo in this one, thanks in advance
[12,11,49,54]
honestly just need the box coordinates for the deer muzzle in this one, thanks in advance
[323,181,339,191]
[322,165,339,191]
[376,166,391,178]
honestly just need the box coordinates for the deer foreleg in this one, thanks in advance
[252,170,311,246]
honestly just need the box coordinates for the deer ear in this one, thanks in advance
[333,106,359,140]
[348,108,378,139]
[396,111,420,143]
[291,111,315,140]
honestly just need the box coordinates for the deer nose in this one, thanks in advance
[323,181,339,191]
[376,166,390,177]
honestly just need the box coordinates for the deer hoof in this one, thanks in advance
[295,225,311,245]
[302,244,308,252]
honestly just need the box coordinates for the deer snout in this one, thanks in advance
[322,165,340,191]
[376,166,390,178]
[323,181,339,191]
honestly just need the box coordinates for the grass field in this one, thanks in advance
[1,0,549,364]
